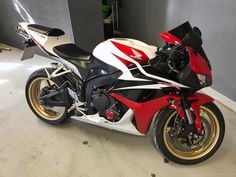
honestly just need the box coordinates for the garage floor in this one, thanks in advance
[0,47,236,177]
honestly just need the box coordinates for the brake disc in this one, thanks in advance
[168,117,212,152]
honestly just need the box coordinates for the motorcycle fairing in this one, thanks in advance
[187,47,212,80]
[92,38,156,82]
[94,38,176,85]
[111,40,150,67]
[159,22,191,45]
[159,32,182,45]
[27,24,65,36]
[71,109,144,136]
[18,22,70,57]
[110,92,213,134]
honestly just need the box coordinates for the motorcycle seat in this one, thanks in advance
[28,24,65,36]
[53,43,90,61]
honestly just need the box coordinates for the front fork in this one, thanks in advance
[181,95,194,124]
[170,94,205,134]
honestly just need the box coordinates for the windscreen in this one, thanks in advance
[168,21,211,69]
[168,21,192,41]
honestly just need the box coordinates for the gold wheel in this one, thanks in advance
[163,106,220,160]
[28,77,66,121]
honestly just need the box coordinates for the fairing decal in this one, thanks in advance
[111,41,149,67]
[114,84,168,90]
[112,53,135,68]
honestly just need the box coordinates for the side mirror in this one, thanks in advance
[193,26,202,36]
[182,30,202,49]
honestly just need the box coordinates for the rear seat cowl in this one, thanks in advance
[28,24,65,36]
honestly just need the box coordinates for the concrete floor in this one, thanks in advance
[0,47,235,177]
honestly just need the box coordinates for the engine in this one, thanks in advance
[91,89,123,122]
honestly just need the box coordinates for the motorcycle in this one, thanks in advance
[17,21,225,165]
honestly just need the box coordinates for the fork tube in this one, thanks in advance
[181,94,194,124]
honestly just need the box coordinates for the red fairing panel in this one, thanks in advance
[110,92,213,134]
[188,93,214,133]
[111,41,149,68]
[187,47,212,80]
[159,32,182,45]
[110,93,180,134]
[112,53,135,68]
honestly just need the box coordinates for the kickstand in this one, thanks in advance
[163,158,169,163]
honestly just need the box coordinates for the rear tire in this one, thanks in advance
[153,102,225,165]
[25,68,72,125]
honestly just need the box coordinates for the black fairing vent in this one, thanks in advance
[177,65,200,90]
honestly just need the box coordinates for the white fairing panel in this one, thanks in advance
[20,22,71,56]
[93,38,187,87]
[71,109,144,136]
[19,22,81,77]
[93,38,157,81]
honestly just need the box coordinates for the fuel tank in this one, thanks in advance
[92,38,157,79]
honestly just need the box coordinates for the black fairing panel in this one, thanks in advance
[67,55,119,80]
[177,64,200,90]
[130,65,178,82]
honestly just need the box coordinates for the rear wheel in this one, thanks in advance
[25,69,72,125]
[153,102,225,165]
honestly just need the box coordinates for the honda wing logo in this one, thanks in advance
[130,48,143,60]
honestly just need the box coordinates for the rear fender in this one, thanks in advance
[17,23,37,60]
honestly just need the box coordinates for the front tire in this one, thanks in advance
[25,68,72,125]
[153,102,225,165]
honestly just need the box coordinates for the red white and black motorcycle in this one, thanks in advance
[17,21,225,165]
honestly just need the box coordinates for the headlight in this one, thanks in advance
[196,74,206,85]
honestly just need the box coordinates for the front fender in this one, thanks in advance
[188,92,214,105]
[167,92,214,133]
[188,93,214,133]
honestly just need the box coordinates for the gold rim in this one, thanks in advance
[163,106,220,160]
[28,77,65,120]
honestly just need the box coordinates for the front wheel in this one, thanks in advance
[153,102,225,165]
